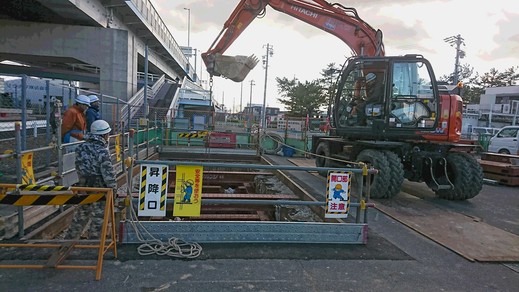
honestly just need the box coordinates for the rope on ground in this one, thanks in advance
[126,201,202,258]
[124,164,202,259]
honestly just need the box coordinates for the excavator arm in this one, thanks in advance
[201,0,384,82]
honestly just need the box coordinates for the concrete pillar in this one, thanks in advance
[0,20,136,101]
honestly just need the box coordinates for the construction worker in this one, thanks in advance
[74,119,116,189]
[61,94,89,145]
[352,72,384,125]
[86,94,101,132]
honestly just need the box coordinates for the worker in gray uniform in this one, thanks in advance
[75,119,116,189]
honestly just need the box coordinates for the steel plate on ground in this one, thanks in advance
[375,192,519,262]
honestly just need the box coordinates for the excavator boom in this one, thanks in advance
[202,0,384,82]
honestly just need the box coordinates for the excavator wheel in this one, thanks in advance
[315,142,331,177]
[382,150,404,198]
[435,152,483,200]
[356,149,391,199]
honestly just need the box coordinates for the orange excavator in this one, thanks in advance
[202,0,484,201]
[201,0,384,82]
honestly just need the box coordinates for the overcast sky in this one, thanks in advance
[151,0,519,111]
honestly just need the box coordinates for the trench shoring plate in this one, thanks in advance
[375,192,519,262]
[121,221,368,244]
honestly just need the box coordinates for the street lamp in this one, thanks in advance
[184,8,191,48]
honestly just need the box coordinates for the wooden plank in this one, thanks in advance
[483,172,519,186]
[21,207,76,240]
[288,158,316,168]
[479,160,519,176]
[480,152,519,164]
[374,191,519,262]
[0,206,59,239]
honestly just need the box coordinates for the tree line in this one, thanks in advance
[276,62,519,117]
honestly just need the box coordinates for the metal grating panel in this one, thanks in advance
[122,221,368,244]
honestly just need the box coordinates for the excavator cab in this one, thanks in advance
[332,55,442,140]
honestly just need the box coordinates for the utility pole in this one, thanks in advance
[444,34,465,84]
[249,80,255,116]
[261,43,274,130]
[240,81,243,114]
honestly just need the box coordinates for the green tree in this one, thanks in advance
[438,64,474,84]
[319,63,341,117]
[276,77,326,117]
[439,65,519,104]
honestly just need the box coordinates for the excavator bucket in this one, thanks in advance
[209,54,259,82]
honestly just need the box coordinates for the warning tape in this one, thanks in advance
[0,192,105,206]
[16,184,70,191]
[139,165,147,210]
[160,166,167,211]
[178,131,208,138]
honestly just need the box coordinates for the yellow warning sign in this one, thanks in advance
[115,134,121,162]
[21,152,35,185]
[173,165,203,217]
[325,171,351,219]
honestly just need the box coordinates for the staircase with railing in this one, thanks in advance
[120,74,166,124]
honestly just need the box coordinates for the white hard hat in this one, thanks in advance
[88,94,99,103]
[75,94,90,105]
[365,73,376,83]
[90,120,112,135]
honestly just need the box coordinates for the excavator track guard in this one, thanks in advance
[207,54,259,82]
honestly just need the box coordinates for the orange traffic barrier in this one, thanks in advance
[0,183,117,280]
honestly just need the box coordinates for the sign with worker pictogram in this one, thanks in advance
[138,164,169,217]
[21,152,35,185]
[173,165,203,217]
[325,171,351,218]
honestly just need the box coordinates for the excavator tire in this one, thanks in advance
[435,152,483,200]
[382,150,404,198]
[356,149,391,199]
[315,142,331,177]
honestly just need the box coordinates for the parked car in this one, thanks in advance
[469,127,501,140]
[488,126,519,155]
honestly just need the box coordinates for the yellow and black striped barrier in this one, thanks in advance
[178,131,209,138]
[0,184,105,206]
[17,184,70,192]
[0,183,117,281]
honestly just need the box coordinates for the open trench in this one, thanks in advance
[13,160,323,241]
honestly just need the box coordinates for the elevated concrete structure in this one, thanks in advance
[0,0,195,102]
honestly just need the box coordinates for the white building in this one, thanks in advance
[462,86,519,136]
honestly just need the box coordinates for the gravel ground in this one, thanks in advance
[0,133,59,182]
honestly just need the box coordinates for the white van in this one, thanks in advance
[488,126,519,155]
[469,126,501,140]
